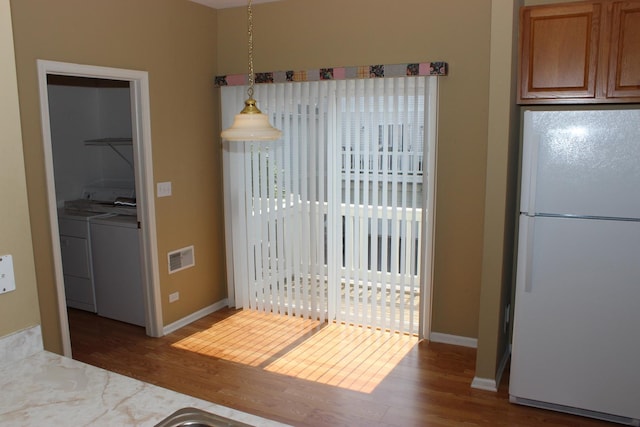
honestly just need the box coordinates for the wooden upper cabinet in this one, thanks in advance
[519,0,640,104]
[607,2,640,98]
[519,2,601,102]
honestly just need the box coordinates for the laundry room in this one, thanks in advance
[48,75,134,204]
[49,75,146,327]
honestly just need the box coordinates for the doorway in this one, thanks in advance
[36,60,162,357]
[222,76,437,338]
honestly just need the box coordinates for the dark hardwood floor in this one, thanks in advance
[68,308,613,426]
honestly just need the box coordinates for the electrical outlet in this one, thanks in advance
[169,292,179,303]
[0,255,16,295]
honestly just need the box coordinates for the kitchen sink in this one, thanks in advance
[154,407,254,427]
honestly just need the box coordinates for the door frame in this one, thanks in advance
[420,76,438,340]
[36,60,162,357]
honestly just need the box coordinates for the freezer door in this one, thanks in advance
[510,215,640,420]
[521,109,640,219]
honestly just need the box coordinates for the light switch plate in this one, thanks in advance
[0,254,16,294]
[157,181,172,198]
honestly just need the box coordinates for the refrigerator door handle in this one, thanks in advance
[517,215,536,293]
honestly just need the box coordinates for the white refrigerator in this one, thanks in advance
[510,109,640,426]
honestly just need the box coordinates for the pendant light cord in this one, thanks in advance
[220,0,281,139]
[247,0,255,100]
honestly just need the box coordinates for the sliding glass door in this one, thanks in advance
[222,76,437,336]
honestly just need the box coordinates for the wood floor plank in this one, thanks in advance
[68,308,615,426]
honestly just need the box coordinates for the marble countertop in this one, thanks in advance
[0,326,288,427]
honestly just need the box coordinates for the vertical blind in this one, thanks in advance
[222,76,437,336]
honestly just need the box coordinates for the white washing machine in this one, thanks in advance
[89,214,145,326]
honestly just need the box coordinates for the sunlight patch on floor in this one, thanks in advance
[172,310,322,367]
[264,322,418,393]
[172,309,418,393]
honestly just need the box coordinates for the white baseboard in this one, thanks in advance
[471,376,498,392]
[162,298,228,335]
[429,332,478,348]
[471,345,512,393]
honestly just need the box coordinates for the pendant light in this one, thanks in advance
[221,0,282,141]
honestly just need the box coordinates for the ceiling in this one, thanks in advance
[189,0,281,9]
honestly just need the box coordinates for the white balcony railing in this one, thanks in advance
[250,197,421,292]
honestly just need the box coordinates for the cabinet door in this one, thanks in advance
[60,235,91,278]
[64,276,96,312]
[519,2,602,102]
[607,1,640,98]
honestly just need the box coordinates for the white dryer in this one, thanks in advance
[89,214,145,327]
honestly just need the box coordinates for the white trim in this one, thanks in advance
[429,332,478,348]
[419,77,439,340]
[36,62,72,357]
[471,376,498,392]
[495,344,511,391]
[36,60,161,357]
[470,346,511,393]
[221,141,235,308]
[128,72,163,338]
[162,299,229,335]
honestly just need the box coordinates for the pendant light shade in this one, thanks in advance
[221,99,282,141]
[221,0,281,141]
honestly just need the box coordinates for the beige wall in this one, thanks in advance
[217,0,493,339]
[0,0,40,338]
[475,0,522,381]
[472,0,582,382]
[10,0,225,353]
